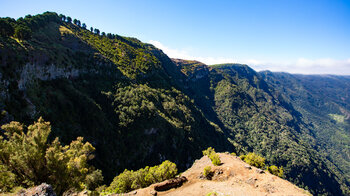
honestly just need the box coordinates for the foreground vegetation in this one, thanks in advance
[104,160,177,194]
[0,118,102,194]
[0,118,178,194]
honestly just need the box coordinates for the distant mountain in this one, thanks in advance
[0,12,349,195]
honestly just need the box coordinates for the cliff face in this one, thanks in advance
[0,12,349,195]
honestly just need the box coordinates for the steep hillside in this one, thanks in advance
[260,72,350,181]
[0,12,349,195]
[174,60,350,195]
[0,12,229,183]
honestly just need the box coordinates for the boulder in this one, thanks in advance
[154,176,188,191]
[256,169,265,174]
[17,183,56,196]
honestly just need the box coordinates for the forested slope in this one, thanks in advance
[0,12,349,195]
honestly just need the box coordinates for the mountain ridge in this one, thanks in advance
[0,12,349,195]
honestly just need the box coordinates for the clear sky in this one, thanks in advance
[1,0,350,74]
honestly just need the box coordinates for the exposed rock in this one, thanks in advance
[17,183,56,196]
[18,63,81,90]
[256,169,265,174]
[150,190,157,196]
[263,183,277,193]
[214,169,223,175]
[154,176,188,191]
[244,165,252,170]
[246,177,258,186]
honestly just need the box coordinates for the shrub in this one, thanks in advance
[231,152,237,156]
[202,147,222,166]
[106,160,178,194]
[206,191,218,196]
[0,118,102,194]
[241,152,265,168]
[203,147,215,156]
[268,165,284,178]
[203,166,212,178]
[210,153,221,166]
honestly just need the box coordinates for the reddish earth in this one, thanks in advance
[123,153,310,196]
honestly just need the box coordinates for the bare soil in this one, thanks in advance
[122,153,310,196]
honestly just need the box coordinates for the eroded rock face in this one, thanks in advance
[17,183,56,196]
[18,63,80,90]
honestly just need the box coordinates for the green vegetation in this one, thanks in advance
[240,152,265,168]
[267,165,284,178]
[203,166,212,178]
[329,114,346,123]
[203,147,222,166]
[206,191,218,196]
[0,118,102,194]
[0,12,349,196]
[14,24,32,40]
[105,160,177,194]
[260,71,350,193]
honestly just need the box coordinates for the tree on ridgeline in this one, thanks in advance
[59,14,66,21]
[66,16,72,23]
[94,28,100,35]
[0,19,14,37]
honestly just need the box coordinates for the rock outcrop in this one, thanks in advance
[16,183,56,196]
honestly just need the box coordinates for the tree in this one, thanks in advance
[94,28,100,35]
[59,14,66,21]
[101,32,106,36]
[82,23,87,29]
[0,118,102,194]
[90,27,93,32]
[73,18,78,25]
[14,24,31,40]
[66,16,72,23]
[77,20,81,27]
[0,19,14,37]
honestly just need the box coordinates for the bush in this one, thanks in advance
[268,165,284,178]
[0,118,102,194]
[203,147,222,166]
[231,152,237,156]
[106,160,178,194]
[203,147,215,156]
[210,153,222,166]
[241,152,265,168]
[203,166,211,178]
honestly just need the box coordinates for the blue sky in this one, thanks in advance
[1,0,350,74]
